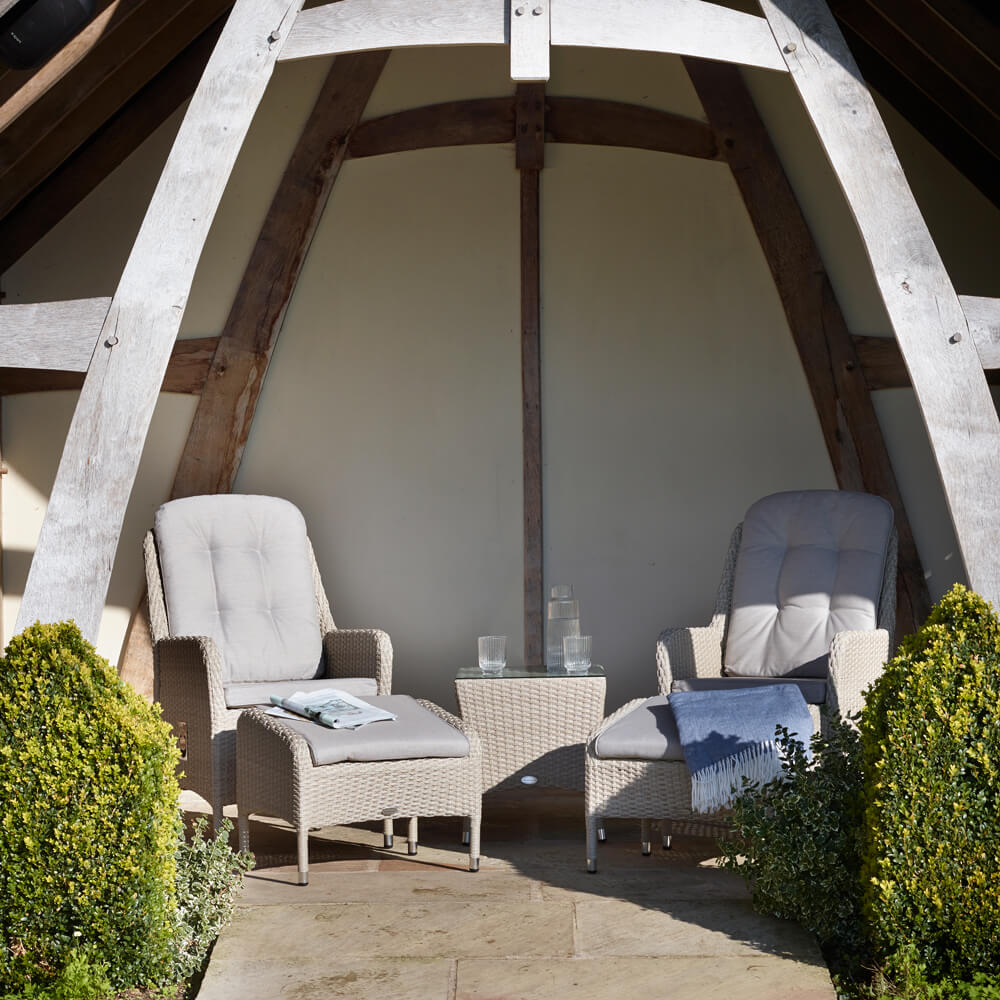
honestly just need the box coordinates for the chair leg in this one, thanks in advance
[661,820,672,850]
[597,823,607,842]
[408,817,418,856]
[297,826,309,886]
[586,812,599,873]
[237,811,250,854]
[383,817,394,848]
[641,819,652,856]
[461,816,471,846]
[467,808,481,872]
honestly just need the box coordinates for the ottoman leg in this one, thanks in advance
[238,811,250,854]
[297,827,309,886]
[408,817,418,855]
[641,818,652,856]
[467,808,481,872]
[586,812,599,873]
[383,817,394,849]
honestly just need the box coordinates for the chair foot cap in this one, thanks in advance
[597,828,607,842]
[297,873,309,886]
[469,858,480,872]
[408,843,418,856]
[586,859,598,873]
[641,842,652,856]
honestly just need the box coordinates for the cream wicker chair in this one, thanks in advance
[145,494,392,830]
[585,489,897,872]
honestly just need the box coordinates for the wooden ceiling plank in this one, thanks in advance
[760,0,1000,609]
[0,0,232,220]
[552,0,787,72]
[14,0,307,640]
[0,18,225,274]
[685,54,928,635]
[0,297,110,369]
[837,24,1000,209]
[832,0,1000,158]
[170,49,390,498]
[281,0,504,62]
[919,0,1000,67]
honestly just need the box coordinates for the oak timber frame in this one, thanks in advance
[5,0,1000,664]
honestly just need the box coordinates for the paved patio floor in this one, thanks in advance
[192,789,835,1000]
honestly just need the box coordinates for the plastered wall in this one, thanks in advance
[3,44,1000,713]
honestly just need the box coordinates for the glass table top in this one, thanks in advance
[455,664,605,679]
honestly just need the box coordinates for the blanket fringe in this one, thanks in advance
[690,740,785,814]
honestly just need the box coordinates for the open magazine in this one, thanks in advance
[266,688,397,730]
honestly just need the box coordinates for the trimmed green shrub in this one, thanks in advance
[860,584,1000,981]
[0,621,181,992]
[170,817,253,983]
[718,715,868,960]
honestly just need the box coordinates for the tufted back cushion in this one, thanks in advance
[723,490,893,679]
[154,495,323,685]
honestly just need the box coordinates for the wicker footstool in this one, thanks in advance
[236,697,482,884]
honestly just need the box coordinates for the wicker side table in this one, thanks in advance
[454,666,606,792]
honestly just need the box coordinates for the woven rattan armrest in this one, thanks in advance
[323,628,393,693]
[655,622,726,692]
[153,635,228,728]
[827,628,891,721]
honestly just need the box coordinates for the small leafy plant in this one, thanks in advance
[718,714,868,961]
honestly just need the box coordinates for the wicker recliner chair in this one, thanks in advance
[145,494,393,829]
[584,489,897,872]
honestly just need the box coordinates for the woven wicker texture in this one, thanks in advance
[144,524,394,827]
[455,674,606,791]
[236,701,482,877]
[588,511,898,871]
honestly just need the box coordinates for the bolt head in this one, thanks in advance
[784,42,797,53]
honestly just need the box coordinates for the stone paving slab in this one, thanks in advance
[538,865,750,903]
[197,958,453,1000]
[574,898,820,958]
[239,869,535,905]
[455,957,834,1000]
[211,901,575,962]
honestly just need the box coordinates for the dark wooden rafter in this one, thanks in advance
[517,82,545,665]
[683,56,929,635]
[0,0,234,223]
[117,49,390,688]
[0,15,226,274]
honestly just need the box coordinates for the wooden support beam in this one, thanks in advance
[0,297,109,370]
[0,0,234,223]
[0,16,226,273]
[170,49,389,498]
[15,0,307,640]
[546,98,718,159]
[280,0,504,63]
[552,0,788,72]
[510,0,550,82]
[118,50,389,689]
[684,55,929,635]
[759,0,1000,609]
[517,83,544,665]
[348,98,515,159]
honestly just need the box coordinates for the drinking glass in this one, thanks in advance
[478,635,506,674]
[563,634,592,673]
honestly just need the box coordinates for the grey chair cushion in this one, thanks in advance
[671,675,827,705]
[724,490,892,679]
[275,696,470,766]
[225,677,378,709]
[593,696,684,762]
[155,495,323,685]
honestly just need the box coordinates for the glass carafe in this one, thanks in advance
[545,584,580,671]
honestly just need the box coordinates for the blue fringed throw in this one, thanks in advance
[669,684,813,813]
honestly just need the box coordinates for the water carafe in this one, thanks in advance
[545,584,580,671]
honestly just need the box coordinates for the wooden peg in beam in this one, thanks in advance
[511,0,550,81]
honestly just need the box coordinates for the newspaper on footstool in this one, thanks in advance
[267,687,398,730]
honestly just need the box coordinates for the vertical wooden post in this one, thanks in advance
[517,83,545,664]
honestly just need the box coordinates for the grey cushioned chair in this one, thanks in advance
[145,494,393,829]
[584,489,897,871]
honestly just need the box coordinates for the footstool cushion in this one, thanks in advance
[592,695,684,761]
[276,695,471,765]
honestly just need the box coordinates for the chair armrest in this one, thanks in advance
[323,628,393,694]
[656,620,725,693]
[153,635,229,730]
[827,629,890,722]
[416,699,483,761]
[587,697,649,750]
